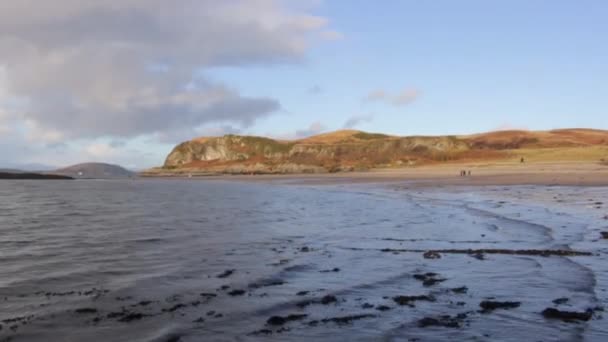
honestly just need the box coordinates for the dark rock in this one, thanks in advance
[376,305,392,311]
[320,314,375,325]
[413,273,446,287]
[451,286,468,294]
[217,269,235,278]
[166,336,181,342]
[163,304,186,312]
[296,291,309,296]
[552,298,569,305]
[361,303,374,309]
[321,295,338,305]
[423,251,441,259]
[471,252,485,260]
[320,268,341,273]
[393,295,435,306]
[266,314,308,326]
[249,279,286,289]
[600,232,608,239]
[118,313,146,322]
[418,316,461,328]
[380,248,592,257]
[251,329,273,335]
[107,311,126,319]
[296,300,313,308]
[423,278,447,287]
[193,317,205,323]
[228,289,246,296]
[300,246,310,252]
[542,308,593,321]
[74,308,98,314]
[480,301,521,312]
[200,292,217,298]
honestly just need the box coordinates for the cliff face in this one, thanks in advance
[151,129,608,175]
[160,131,471,174]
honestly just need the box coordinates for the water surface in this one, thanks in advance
[0,179,607,341]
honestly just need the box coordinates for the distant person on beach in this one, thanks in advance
[521,157,525,163]
[468,170,471,176]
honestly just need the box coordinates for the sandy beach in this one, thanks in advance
[164,161,608,187]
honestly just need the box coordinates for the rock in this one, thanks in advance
[418,316,461,328]
[361,303,374,309]
[118,312,146,322]
[376,305,392,311]
[480,301,521,312]
[296,291,309,296]
[300,246,310,252]
[228,289,246,296]
[320,314,376,325]
[217,269,235,278]
[74,308,98,314]
[451,286,468,294]
[413,273,447,287]
[321,295,338,305]
[393,295,436,306]
[266,314,308,326]
[163,304,186,312]
[541,308,593,321]
[471,252,485,260]
[600,232,608,239]
[248,279,286,289]
[423,251,441,259]
[552,298,569,305]
[320,268,340,273]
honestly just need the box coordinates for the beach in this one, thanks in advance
[1,170,607,341]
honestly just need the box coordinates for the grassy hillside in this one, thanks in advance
[143,129,608,175]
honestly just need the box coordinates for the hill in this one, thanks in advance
[142,129,608,176]
[52,163,135,179]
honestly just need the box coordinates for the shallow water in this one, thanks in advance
[0,179,607,341]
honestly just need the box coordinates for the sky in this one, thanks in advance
[1,0,607,170]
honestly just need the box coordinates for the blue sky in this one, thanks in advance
[218,0,608,136]
[0,0,606,169]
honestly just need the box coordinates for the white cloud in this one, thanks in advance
[0,0,338,167]
[0,0,336,142]
[364,88,420,106]
[343,114,373,128]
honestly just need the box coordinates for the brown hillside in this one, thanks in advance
[143,129,608,175]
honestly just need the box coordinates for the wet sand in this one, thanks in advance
[177,161,608,187]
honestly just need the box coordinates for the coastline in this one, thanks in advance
[142,161,608,187]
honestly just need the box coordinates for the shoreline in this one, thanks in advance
[141,162,608,187]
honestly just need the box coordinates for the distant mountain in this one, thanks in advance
[52,163,135,179]
[142,128,608,176]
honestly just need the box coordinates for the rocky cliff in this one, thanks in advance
[144,129,608,175]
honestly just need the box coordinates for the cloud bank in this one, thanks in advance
[0,0,337,167]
